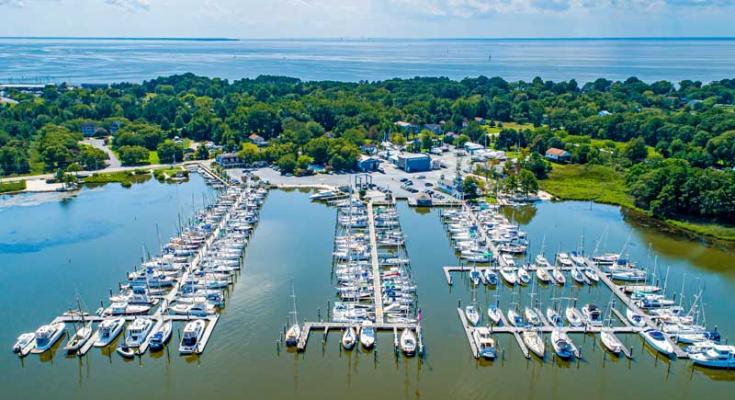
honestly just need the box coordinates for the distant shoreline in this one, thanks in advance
[0,36,734,42]
[0,36,239,42]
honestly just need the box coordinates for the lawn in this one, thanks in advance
[539,163,635,208]
[148,151,160,165]
[82,170,152,187]
[0,180,26,193]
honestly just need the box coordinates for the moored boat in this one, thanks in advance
[12,333,36,356]
[94,318,126,347]
[148,321,173,352]
[400,328,417,356]
[600,330,624,355]
[341,326,357,350]
[551,329,577,359]
[641,328,675,357]
[522,330,545,358]
[31,323,66,354]
[63,322,93,354]
[179,319,206,354]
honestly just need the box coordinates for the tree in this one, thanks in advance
[118,145,150,166]
[156,139,184,164]
[461,176,480,198]
[78,146,108,170]
[237,143,262,165]
[277,153,297,174]
[522,152,551,179]
[624,137,648,164]
[195,144,209,160]
[518,169,539,197]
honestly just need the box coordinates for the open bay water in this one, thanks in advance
[1,37,734,84]
[0,179,733,399]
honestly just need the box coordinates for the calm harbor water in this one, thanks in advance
[1,38,734,84]
[0,182,733,399]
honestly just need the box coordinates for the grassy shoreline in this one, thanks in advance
[540,163,735,243]
[0,180,26,194]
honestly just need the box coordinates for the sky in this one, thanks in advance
[0,0,734,38]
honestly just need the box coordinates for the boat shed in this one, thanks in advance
[464,142,484,155]
[215,153,243,168]
[357,155,381,172]
[397,154,431,173]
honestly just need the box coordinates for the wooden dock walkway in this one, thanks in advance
[367,201,384,324]
[456,308,479,359]
[295,321,418,352]
[196,315,219,354]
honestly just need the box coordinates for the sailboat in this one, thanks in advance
[546,307,564,328]
[600,330,624,355]
[517,265,531,285]
[552,268,566,285]
[483,269,498,286]
[500,267,517,285]
[470,267,482,286]
[284,285,300,347]
[551,329,578,359]
[626,308,646,327]
[522,329,545,358]
[507,308,525,327]
[400,328,417,356]
[360,321,376,349]
[565,306,584,327]
[640,328,675,357]
[465,304,481,326]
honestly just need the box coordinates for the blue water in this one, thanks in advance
[0,38,733,84]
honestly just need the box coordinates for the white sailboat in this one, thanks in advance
[522,330,545,358]
[360,321,376,349]
[551,329,578,359]
[284,285,300,347]
[400,328,417,356]
[600,330,624,355]
[565,307,584,327]
[341,326,357,350]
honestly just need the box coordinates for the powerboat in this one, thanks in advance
[551,329,578,359]
[584,267,600,283]
[116,344,135,358]
[94,318,125,347]
[499,267,517,285]
[626,308,646,327]
[341,326,357,350]
[522,330,545,358]
[600,330,624,355]
[546,308,564,328]
[465,305,481,326]
[124,318,154,348]
[310,190,338,200]
[179,319,206,354]
[689,345,735,369]
[360,321,376,349]
[582,304,604,326]
[571,267,589,285]
[565,307,584,327]
[148,321,173,352]
[556,253,573,267]
[12,333,36,356]
[473,328,497,360]
[400,328,417,356]
[63,322,93,354]
[31,323,66,354]
[641,328,675,357]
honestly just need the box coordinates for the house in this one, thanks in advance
[397,154,431,173]
[215,153,242,168]
[248,133,267,147]
[394,121,419,134]
[464,142,484,155]
[545,147,572,162]
[357,155,381,172]
[110,121,122,135]
[81,122,97,137]
[423,123,443,135]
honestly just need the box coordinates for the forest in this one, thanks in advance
[1,73,734,224]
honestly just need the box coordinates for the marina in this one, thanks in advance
[1,182,734,399]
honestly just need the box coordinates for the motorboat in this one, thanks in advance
[689,345,735,369]
[582,304,604,326]
[641,328,675,357]
[522,330,545,358]
[170,301,216,316]
[124,318,154,348]
[556,253,573,267]
[179,319,206,354]
[94,318,126,347]
[465,305,481,326]
[552,268,566,285]
[517,266,531,285]
[116,344,135,358]
[551,329,578,359]
[592,253,619,265]
[487,304,503,325]
[507,309,525,327]
[626,308,646,327]
[565,307,584,327]
[400,328,417,356]
[360,321,376,349]
[600,330,624,355]
[148,321,173,352]
[483,269,498,286]
[12,333,36,356]
[310,190,338,200]
[31,323,66,354]
[341,326,357,350]
[569,251,587,266]
[63,322,93,354]
[524,307,541,326]
[473,328,497,360]
[546,308,564,328]
[106,302,151,316]
[499,267,517,285]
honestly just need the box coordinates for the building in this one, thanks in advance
[109,121,122,135]
[394,121,419,134]
[397,154,431,173]
[464,142,484,155]
[357,155,381,172]
[545,147,572,162]
[249,133,267,147]
[81,122,97,137]
[215,153,242,168]
[423,123,443,134]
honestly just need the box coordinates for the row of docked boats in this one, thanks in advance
[13,177,267,358]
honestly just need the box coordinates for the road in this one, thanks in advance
[82,137,121,168]
[0,161,211,184]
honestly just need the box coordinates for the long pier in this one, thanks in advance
[367,202,384,324]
